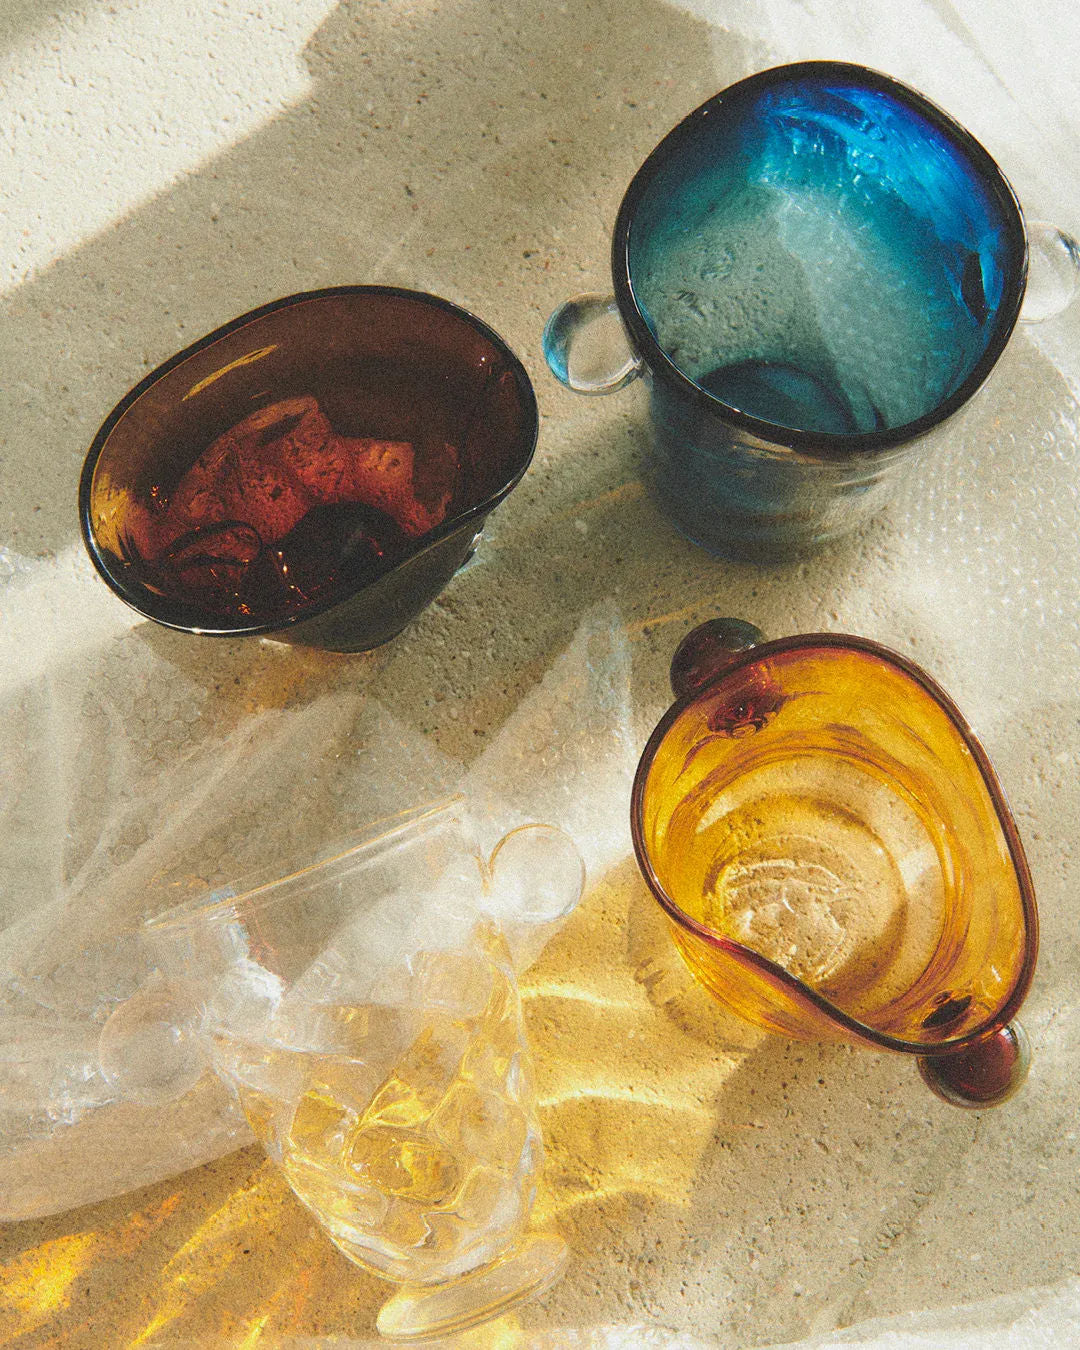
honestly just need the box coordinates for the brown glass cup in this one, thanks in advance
[79,286,538,651]
[632,618,1039,1108]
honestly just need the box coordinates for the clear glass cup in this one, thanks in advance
[105,799,583,1340]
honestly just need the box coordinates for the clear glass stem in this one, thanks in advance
[375,1232,568,1340]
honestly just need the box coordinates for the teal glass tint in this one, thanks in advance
[544,63,1046,557]
[622,64,1026,440]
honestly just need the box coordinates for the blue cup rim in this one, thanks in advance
[611,60,1029,459]
[79,284,539,638]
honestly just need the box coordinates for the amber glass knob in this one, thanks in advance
[669,618,764,700]
[917,1021,1031,1108]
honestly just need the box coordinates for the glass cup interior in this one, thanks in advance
[142,800,546,1289]
[634,640,1035,1049]
[81,287,537,635]
[624,65,1026,439]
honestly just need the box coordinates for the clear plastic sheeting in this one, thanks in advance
[0,601,632,1221]
[0,686,452,1220]
[463,600,637,879]
[759,1276,1080,1348]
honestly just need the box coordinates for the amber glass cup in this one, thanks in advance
[80,286,538,651]
[631,619,1038,1107]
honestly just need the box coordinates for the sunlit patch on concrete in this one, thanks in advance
[0,1231,98,1340]
[523,862,745,1221]
[0,0,340,292]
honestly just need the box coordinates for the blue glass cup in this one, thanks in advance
[544,62,1079,559]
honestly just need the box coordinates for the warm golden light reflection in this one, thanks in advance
[624,600,715,635]
[2,860,750,1345]
[0,1232,98,1340]
[567,481,647,514]
[235,1311,270,1347]
[182,345,279,400]
[116,1193,185,1254]
[538,1081,716,1112]
[126,1162,290,1348]
[524,979,640,1011]
[522,859,746,1225]
[0,1191,190,1344]
[418,1314,528,1348]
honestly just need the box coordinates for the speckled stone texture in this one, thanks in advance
[2,1,1080,1346]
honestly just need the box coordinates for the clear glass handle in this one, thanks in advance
[97,973,208,1104]
[484,823,585,971]
[1021,221,1080,323]
[542,293,642,394]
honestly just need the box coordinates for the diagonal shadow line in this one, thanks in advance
[0,0,346,295]
[0,0,85,53]
[0,0,741,561]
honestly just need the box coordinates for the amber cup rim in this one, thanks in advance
[630,632,1039,1055]
[78,284,539,638]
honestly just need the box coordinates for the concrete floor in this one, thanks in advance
[2,1,1080,1345]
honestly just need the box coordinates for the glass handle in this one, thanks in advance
[97,973,208,1104]
[487,823,585,925]
[917,1019,1031,1108]
[484,823,585,970]
[542,293,642,394]
[1020,221,1080,323]
[669,618,765,701]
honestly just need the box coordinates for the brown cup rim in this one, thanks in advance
[78,284,539,637]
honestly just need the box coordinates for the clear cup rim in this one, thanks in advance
[144,794,467,934]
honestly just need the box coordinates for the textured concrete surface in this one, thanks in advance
[2,1,1080,1346]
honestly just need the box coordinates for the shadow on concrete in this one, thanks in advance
[0,0,85,52]
[6,1,1079,1345]
[517,856,984,1347]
